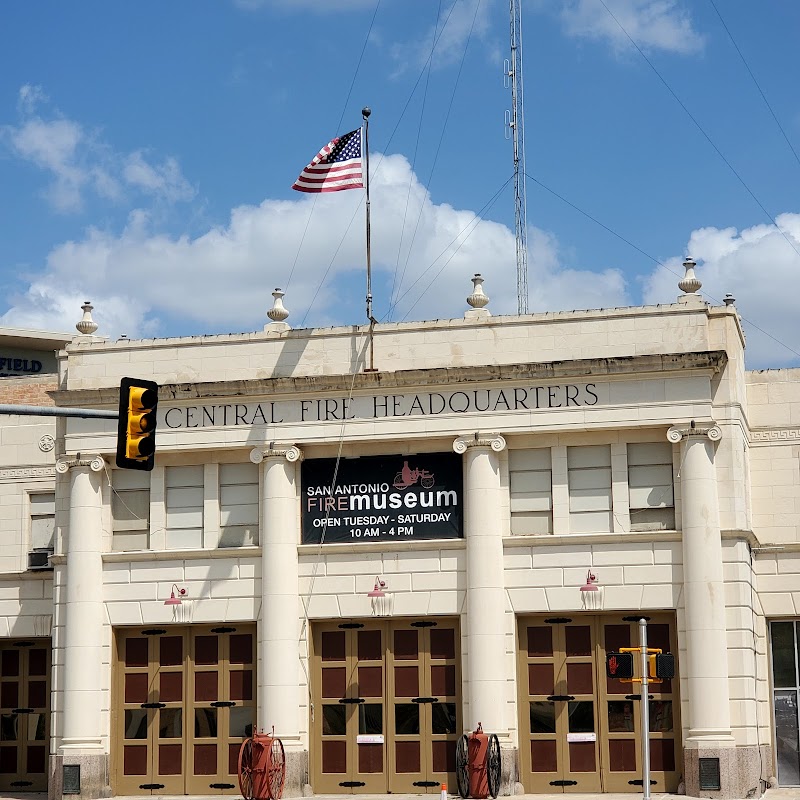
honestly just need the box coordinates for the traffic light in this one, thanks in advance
[648,653,676,680]
[116,377,159,471]
[606,651,635,680]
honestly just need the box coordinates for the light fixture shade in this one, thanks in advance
[165,584,187,606]
[579,571,602,610]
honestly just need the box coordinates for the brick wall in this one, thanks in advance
[0,377,57,406]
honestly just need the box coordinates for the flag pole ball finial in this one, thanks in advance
[362,106,371,119]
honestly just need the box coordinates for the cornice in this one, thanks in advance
[52,350,727,407]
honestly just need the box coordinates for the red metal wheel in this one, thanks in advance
[238,737,255,800]
[267,736,286,800]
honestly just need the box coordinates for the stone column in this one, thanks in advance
[453,433,507,735]
[667,425,737,796]
[54,454,107,798]
[250,444,303,744]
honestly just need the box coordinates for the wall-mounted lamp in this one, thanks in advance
[165,584,187,606]
[368,577,391,617]
[579,571,602,610]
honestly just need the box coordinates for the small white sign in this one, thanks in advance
[566,733,596,743]
[357,735,385,745]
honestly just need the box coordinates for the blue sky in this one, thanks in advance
[1,0,799,367]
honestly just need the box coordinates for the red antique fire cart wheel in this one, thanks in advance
[455,734,470,798]
[267,737,286,800]
[238,737,256,800]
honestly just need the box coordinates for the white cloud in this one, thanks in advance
[390,0,492,74]
[557,0,704,55]
[123,152,195,203]
[642,213,800,367]
[0,152,628,339]
[1,86,195,213]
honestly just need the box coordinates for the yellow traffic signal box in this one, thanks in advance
[116,377,158,471]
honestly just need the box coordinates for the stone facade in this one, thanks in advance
[2,293,800,799]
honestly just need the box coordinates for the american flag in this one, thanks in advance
[292,128,364,193]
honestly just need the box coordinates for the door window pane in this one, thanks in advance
[395,704,420,735]
[649,700,673,732]
[530,701,556,734]
[431,703,457,734]
[124,710,147,739]
[194,708,217,738]
[230,707,254,738]
[158,708,182,739]
[775,690,800,786]
[567,700,594,733]
[359,703,383,735]
[772,622,797,688]
[608,700,635,732]
[322,705,346,736]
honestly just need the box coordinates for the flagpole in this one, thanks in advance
[363,106,378,372]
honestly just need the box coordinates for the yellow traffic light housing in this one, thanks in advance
[116,377,158,471]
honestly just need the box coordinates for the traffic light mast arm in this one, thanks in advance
[0,405,118,419]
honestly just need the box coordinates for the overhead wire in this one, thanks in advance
[388,0,443,319]
[297,0,460,325]
[284,0,381,295]
[389,0,484,321]
[393,174,515,321]
[707,0,800,172]
[525,170,800,362]
[597,0,800,265]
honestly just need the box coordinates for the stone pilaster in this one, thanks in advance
[250,444,307,793]
[51,455,107,799]
[667,425,755,798]
[453,433,507,735]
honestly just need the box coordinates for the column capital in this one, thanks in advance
[55,454,106,474]
[453,432,506,454]
[250,444,303,464]
[667,423,722,444]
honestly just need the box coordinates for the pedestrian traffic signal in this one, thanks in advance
[116,377,158,471]
[648,653,676,680]
[606,651,635,680]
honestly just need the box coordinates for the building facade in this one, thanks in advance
[1,273,800,799]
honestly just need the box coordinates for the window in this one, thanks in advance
[166,466,204,549]
[112,470,150,551]
[567,445,612,533]
[219,463,259,547]
[627,442,675,531]
[509,449,552,534]
[30,493,55,552]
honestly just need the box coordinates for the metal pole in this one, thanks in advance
[640,617,651,800]
[0,405,118,420]
[362,106,377,372]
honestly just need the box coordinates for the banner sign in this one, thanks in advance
[301,453,463,544]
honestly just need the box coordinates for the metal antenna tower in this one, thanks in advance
[505,0,529,314]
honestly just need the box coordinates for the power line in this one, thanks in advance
[388,0,442,320]
[393,174,514,321]
[525,170,800,362]
[285,0,382,294]
[597,0,800,266]
[389,0,484,320]
[708,0,800,171]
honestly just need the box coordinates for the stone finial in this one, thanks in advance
[265,288,291,332]
[678,257,702,295]
[465,274,491,320]
[75,301,99,335]
[467,274,489,308]
[723,293,735,306]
